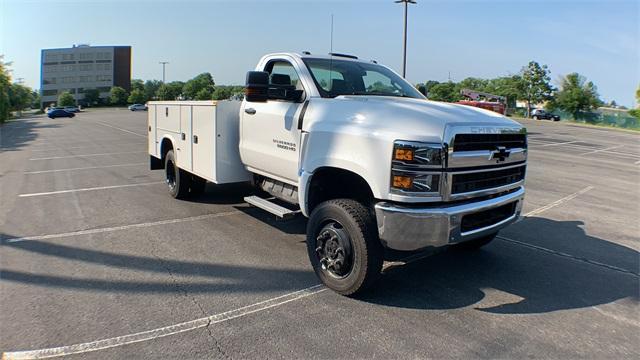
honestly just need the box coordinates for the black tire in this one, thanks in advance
[306,199,383,296]
[189,175,207,196]
[533,115,539,120]
[164,150,190,199]
[454,233,497,251]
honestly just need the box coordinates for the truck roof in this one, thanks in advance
[265,52,374,63]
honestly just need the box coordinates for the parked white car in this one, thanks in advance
[129,103,148,111]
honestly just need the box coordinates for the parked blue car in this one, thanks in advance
[47,109,75,119]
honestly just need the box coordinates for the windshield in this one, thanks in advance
[302,58,425,99]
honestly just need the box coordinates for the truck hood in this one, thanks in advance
[312,96,523,143]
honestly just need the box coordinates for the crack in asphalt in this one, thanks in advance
[148,247,231,359]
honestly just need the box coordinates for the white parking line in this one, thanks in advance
[2,210,241,243]
[497,235,639,277]
[1,285,325,359]
[528,140,579,147]
[93,121,146,138]
[30,143,144,152]
[24,163,147,174]
[29,151,143,160]
[580,145,623,156]
[18,182,163,198]
[523,186,594,218]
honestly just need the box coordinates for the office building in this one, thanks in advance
[40,44,131,107]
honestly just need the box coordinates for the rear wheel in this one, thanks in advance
[306,199,383,296]
[164,150,190,199]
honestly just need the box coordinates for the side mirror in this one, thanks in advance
[245,71,269,102]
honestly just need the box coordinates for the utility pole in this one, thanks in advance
[159,61,169,83]
[395,0,416,78]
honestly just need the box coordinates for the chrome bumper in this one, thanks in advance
[374,187,525,251]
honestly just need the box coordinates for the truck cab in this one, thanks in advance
[148,52,527,296]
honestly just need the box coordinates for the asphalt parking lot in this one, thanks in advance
[1,108,639,359]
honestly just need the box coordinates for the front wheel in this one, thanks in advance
[306,199,383,296]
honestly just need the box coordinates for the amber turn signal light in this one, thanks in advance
[394,148,414,161]
[392,175,413,189]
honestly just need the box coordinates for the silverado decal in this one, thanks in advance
[273,139,296,151]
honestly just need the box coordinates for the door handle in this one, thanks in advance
[193,135,198,144]
[244,108,256,115]
[181,133,186,140]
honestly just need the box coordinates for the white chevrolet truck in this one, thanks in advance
[148,52,527,295]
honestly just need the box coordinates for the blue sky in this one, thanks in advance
[2,0,638,107]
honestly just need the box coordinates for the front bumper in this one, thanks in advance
[374,187,524,251]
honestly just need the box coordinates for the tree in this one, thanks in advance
[183,73,215,100]
[31,89,41,109]
[58,91,75,107]
[428,82,460,102]
[83,88,100,106]
[484,75,524,110]
[195,87,212,100]
[109,86,128,106]
[520,61,553,117]
[551,73,602,120]
[131,79,144,92]
[156,81,184,100]
[0,56,11,123]
[144,80,162,101]
[212,87,233,100]
[8,83,34,112]
[127,89,146,104]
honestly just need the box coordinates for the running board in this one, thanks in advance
[244,196,301,219]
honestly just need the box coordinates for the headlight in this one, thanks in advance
[392,141,444,168]
[390,141,444,196]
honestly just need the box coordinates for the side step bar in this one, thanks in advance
[244,196,301,219]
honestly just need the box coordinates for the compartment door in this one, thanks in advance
[148,105,157,156]
[179,105,193,172]
[192,105,216,182]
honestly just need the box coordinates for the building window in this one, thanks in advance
[43,65,57,73]
[43,78,57,85]
[96,52,111,60]
[62,54,74,60]
[96,75,112,82]
[44,54,58,62]
[42,90,57,96]
[78,53,93,60]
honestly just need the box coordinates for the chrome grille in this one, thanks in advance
[451,165,526,194]
[453,133,527,152]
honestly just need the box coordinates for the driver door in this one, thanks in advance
[240,59,306,184]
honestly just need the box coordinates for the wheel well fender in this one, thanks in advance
[301,166,377,216]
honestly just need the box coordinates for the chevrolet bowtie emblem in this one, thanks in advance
[490,146,510,162]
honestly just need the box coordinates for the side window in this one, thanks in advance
[269,61,303,90]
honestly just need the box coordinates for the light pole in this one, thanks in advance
[395,0,416,78]
[159,61,169,83]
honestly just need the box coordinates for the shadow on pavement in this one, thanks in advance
[0,236,315,294]
[360,217,639,314]
[1,218,637,314]
[0,117,60,152]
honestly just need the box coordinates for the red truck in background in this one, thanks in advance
[456,89,507,115]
